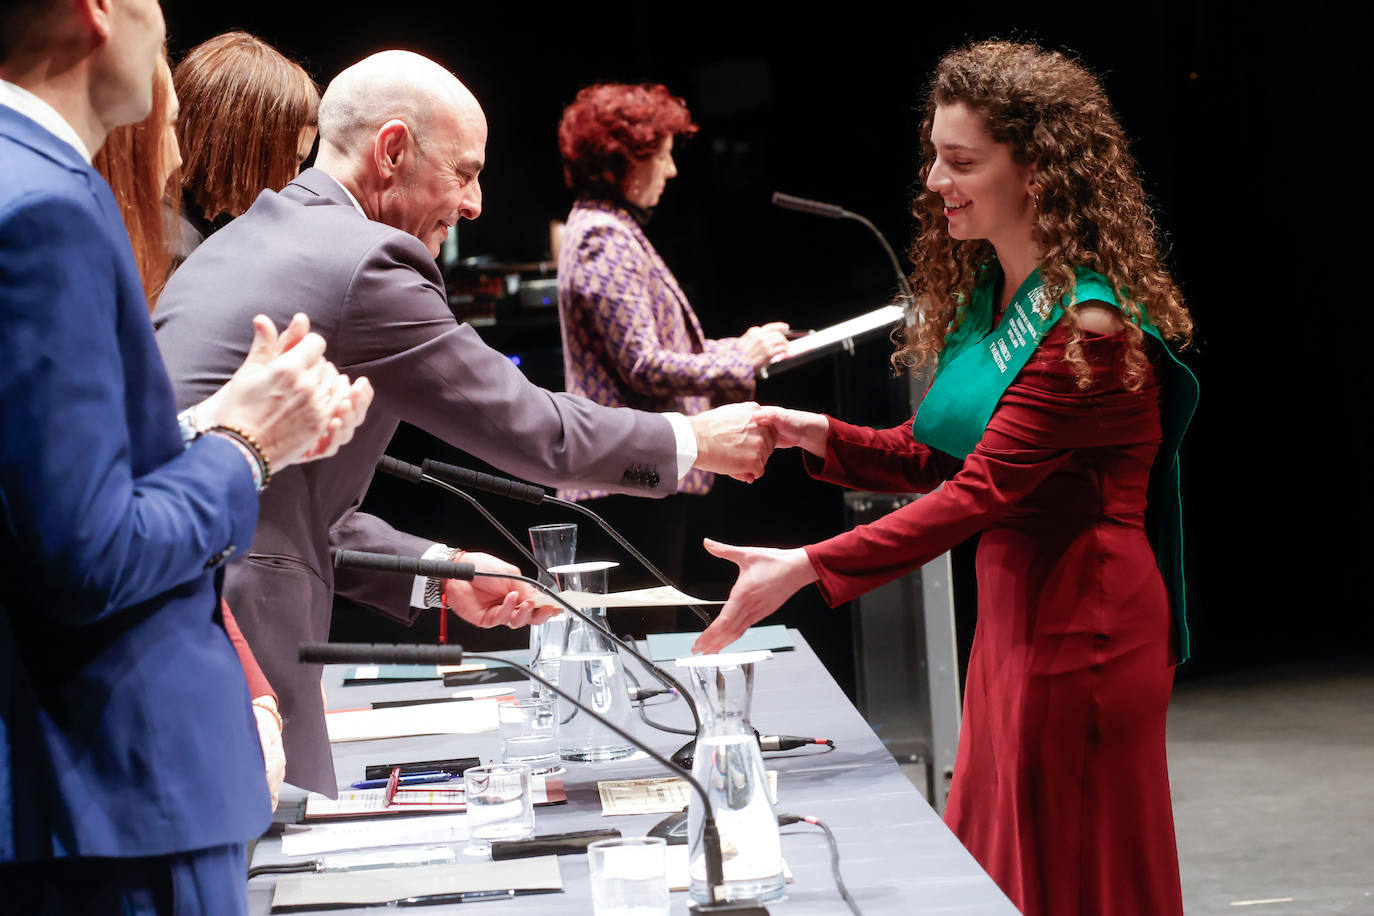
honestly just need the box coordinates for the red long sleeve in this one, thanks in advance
[802,416,963,494]
[222,599,276,701]
[804,327,1162,607]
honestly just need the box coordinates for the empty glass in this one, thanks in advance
[498,696,564,776]
[589,836,670,916]
[528,523,577,588]
[528,524,577,699]
[462,764,534,855]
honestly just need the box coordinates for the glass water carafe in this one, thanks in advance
[677,650,785,903]
[549,561,636,762]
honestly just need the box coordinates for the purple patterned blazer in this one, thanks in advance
[557,199,756,500]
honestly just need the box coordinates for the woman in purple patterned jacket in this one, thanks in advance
[555,83,789,634]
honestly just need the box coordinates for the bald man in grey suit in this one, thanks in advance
[154,51,772,795]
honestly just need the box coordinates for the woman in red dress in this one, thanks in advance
[692,41,1197,915]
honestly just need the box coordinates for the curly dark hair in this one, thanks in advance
[893,40,1193,390]
[558,83,697,196]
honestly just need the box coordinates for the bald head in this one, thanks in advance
[315,50,487,255]
[317,50,478,158]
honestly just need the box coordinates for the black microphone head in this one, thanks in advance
[771,191,848,219]
[378,455,424,483]
[299,642,467,666]
[420,459,546,505]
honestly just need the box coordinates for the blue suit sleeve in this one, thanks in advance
[0,190,259,624]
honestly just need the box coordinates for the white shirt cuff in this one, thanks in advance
[411,542,452,607]
[663,412,697,482]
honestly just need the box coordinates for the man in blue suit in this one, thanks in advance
[0,1,371,910]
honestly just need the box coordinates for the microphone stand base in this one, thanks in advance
[671,737,696,770]
[647,808,688,845]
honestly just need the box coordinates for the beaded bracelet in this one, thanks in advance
[206,424,272,491]
[251,697,283,732]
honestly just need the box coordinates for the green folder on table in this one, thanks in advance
[645,624,794,662]
[341,664,441,684]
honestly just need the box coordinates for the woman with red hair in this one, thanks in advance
[555,83,789,631]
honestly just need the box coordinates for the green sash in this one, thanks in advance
[912,267,1200,661]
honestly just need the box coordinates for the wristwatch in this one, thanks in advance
[423,544,461,608]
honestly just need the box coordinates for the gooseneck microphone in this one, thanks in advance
[771,191,914,306]
[298,641,728,900]
[377,456,713,626]
[380,455,546,504]
[298,641,468,666]
[769,192,849,220]
[330,548,476,582]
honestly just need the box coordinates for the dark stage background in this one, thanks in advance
[165,2,1370,693]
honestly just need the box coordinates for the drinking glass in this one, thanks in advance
[528,523,577,588]
[589,836,670,916]
[462,764,534,855]
[528,523,577,698]
[498,696,564,776]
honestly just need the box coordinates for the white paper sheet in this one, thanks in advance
[280,815,470,857]
[324,696,499,742]
[302,776,562,819]
[556,585,723,610]
[779,304,904,360]
[271,857,563,908]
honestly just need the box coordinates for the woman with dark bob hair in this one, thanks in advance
[693,41,1198,915]
[555,83,789,631]
[173,31,320,256]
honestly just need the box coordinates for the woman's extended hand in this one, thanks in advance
[691,538,818,654]
[754,406,829,457]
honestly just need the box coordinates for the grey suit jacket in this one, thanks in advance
[154,168,677,794]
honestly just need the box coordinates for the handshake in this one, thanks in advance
[686,402,828,483]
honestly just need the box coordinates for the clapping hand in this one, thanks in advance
[194,313,372,470]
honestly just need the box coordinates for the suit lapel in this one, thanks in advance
[610,203,706,350]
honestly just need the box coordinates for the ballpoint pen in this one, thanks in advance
[398,889,523,906]
[350,771,455,790]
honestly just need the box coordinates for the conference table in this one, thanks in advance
[247,631,1016,914]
